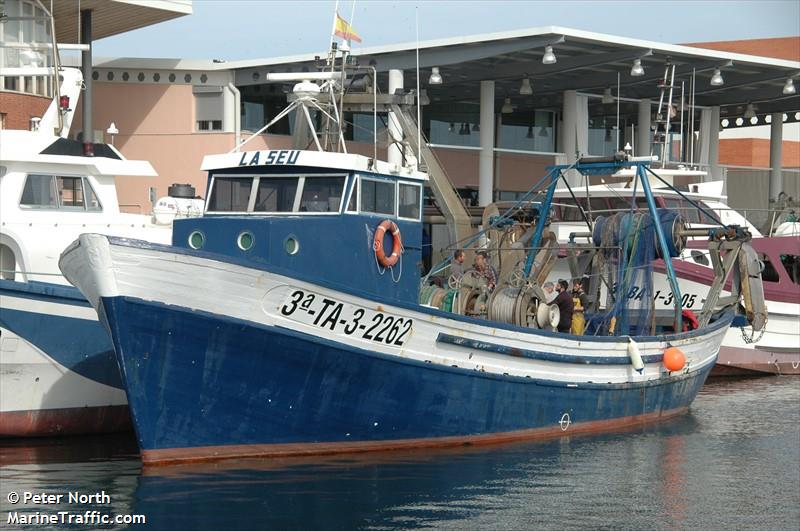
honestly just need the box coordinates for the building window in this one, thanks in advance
[498,110,556,152]
[0,0,54,98]
[194,85,224,132]
[0,113,5,130]
[429,119,480,148]
[197,120,222,131]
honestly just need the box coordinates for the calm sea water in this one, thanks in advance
[1,377,798,531]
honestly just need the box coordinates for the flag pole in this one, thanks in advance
[348,0,357,49]
[416,6,422,167]
[329,0,340,51]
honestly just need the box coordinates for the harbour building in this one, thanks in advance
[1,0,798,261]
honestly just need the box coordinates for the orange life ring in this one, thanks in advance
[374,220,402,267]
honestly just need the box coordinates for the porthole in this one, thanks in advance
[137,72,145,82]
[284,236,299,255]
[188,231,205,250]
[169,73,176,82]
[92,71,99,80]
[200,74,208,83]
[184,74,192,83]
[107,71,114,81]
[122,72,130,81]
[237,231,254,251]
[153,73,161,82]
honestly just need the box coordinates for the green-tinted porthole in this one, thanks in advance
[237,231,254,251]
[188,231,205,250]
[284,236,299,255]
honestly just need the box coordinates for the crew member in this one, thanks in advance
[473,251,497,291]
[543,281,556,303]
[571,278,588,335]
[451,249,466,279]
[553,279,574,333]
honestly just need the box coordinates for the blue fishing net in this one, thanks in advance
[589,209,681,336]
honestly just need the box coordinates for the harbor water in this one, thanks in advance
[1,376,798,530]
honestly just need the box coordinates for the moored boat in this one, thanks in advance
[59,56,766,464]
[0,28,202,436]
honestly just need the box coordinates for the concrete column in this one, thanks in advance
[562,90,577,161]
[387,69,404,166]
[636,99,651,156]
[709,105,721,180]
[478,80,495,207]
[80,9,92,148]
[562,90,581,186]
[769,112,783,200]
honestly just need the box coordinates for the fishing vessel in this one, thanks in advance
[0,60,201,436]
[60,45,766,464]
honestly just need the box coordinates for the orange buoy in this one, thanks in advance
[663,347,686,372]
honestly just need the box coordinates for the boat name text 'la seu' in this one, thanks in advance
[238,150,301,166]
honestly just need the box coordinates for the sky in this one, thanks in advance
[92,0,800,61]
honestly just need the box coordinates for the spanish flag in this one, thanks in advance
[334,12,362,43]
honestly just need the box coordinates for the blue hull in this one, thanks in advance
[0,280,123,390]
[102,295,714,464]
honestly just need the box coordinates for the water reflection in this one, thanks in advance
[1,378,797,531]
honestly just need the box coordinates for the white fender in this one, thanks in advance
[627,337,645,373]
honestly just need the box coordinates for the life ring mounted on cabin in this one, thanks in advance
[374,220,403,268]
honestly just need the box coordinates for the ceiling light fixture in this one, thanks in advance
[429,67,442,85]
[520,78,533,95]
[710,68,724,86]
[744,102,756,119]
[542,45,556,65]
[630,58,645,77]
[602,87,614,104]
[783,78,796,95]
[501,97,514,114]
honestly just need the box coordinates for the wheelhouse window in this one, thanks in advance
[20,174,101,211]
[781,254,800,285]
[254,178,297,212]
[207,177,253,212]
[398,182,422,220]
[58,176,84,207]
[206,173,348,214]
[759,254,780,283]
[299,176,345,212]
[20,174,56,207]
[360,178,395,216]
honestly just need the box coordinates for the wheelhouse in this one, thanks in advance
[203,165,423,221]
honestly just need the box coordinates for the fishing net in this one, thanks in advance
[589,209,682,336]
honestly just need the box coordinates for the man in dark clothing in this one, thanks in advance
[553,279,574,333]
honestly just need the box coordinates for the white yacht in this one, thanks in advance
[0,67,201,436]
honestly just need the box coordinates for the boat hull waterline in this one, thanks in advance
[60,234,730,465]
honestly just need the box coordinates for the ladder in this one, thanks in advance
[652,62,677,166]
